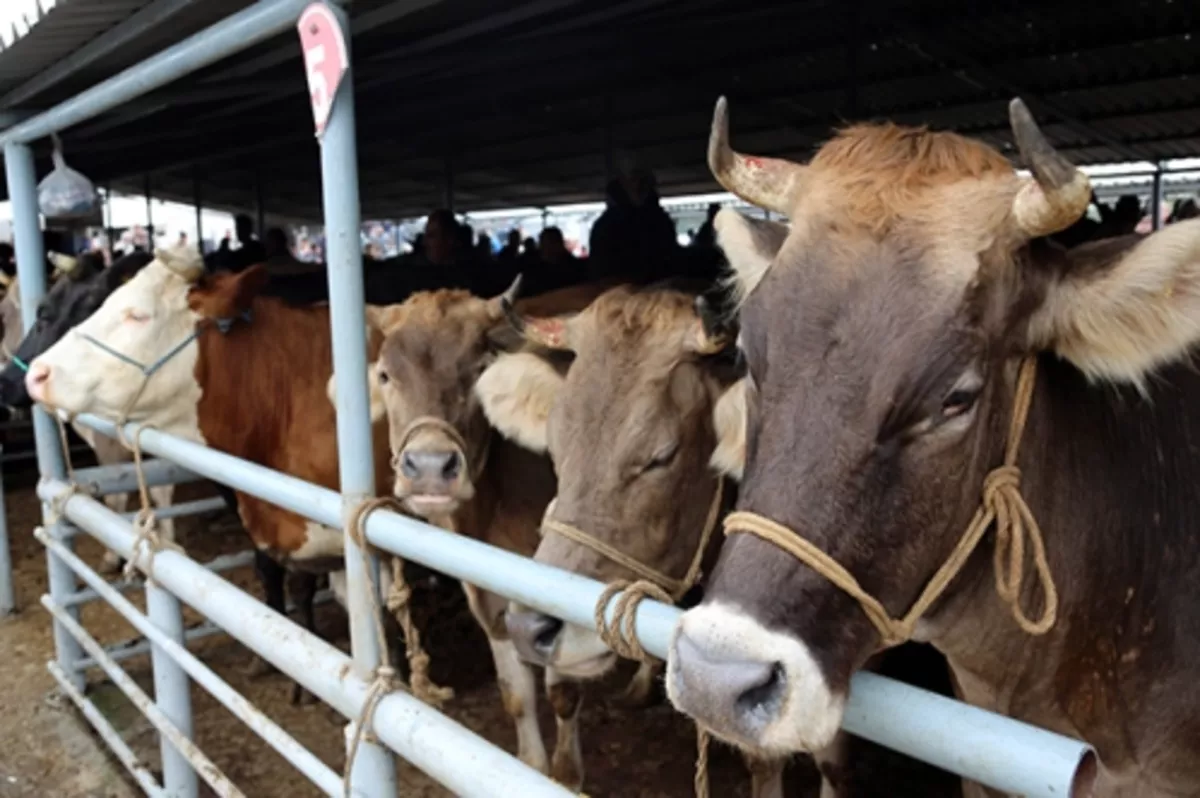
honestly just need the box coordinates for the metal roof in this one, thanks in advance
[0,0,1198,221]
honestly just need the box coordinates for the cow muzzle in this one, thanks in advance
[505,606,616,678]
[666,602,846,757]
[391,417,477,518]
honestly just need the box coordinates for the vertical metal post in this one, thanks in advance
[145,582,197,797]
[192,169,204,253]
[144,174,154,247]
[4,142,83,688]
[443,156,455,213]
[1152,164,1164,231]
[317,5,398,797]
[0,443,13,615]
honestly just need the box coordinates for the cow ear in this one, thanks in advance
[365,304,406,335]
[327,362,387,423]
[189,264,269,318]
[1025,219,1200,386]
[709,379,747,482]
[475,351,564,454]
[715,208,790,303]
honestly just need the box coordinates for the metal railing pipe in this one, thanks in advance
[145,579,199,797]
[42,596,243,797]
[0,0,314,146]
[6,140,83,689]
[47,662,167,798]
[39,479,574,798]
[0,445,14,614]
[38,528,343,796]
[70,459,205,496]
[63,413,1092,796]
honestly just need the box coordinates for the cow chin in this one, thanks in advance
[666,602,846,758]
[548,624,618,680]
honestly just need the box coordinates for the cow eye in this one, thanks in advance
[941,388,979,419]
[643,443,679,471]
[376,368,390,385]
[123,309,150,323]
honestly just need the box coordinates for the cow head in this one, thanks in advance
[668,97,1200,758]
[25,247,263,437]
[364,280,521,519]
[0,251,149,407]
[476,284,746,679]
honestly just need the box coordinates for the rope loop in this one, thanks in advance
[721,355,1058,648]
[594,579,673,662]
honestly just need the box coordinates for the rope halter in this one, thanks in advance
[392,414,491,484]
[540,477,725,662]
[723,356,1058,649]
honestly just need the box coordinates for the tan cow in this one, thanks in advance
[353,279,618,789]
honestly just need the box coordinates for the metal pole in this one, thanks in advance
[145,581,198,797]
[0,0,314,147]
[0,443,13,614]
[1152,163,1164,231]
[4,141,83,689]
[144,174,155,247]
[317,4,397,796]
[104,184,116,258]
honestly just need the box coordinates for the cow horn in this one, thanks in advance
[490,273,524,321]
[1009,98,1091,238]
[709,96,805,217]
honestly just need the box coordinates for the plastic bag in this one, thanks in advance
[37,133,99,219]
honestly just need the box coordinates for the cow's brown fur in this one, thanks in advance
[370,281,613,786]
[695,114,1200,796]
[188,269,391,559]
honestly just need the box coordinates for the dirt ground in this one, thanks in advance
[0,461,959,798]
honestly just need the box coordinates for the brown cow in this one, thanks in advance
[353,278,617,789]
[667,97,1200,797]
[24,250,396,698]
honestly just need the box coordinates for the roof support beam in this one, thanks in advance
[0,0,205,109]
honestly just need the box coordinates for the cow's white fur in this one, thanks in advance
[710,378,747,481]
[29,250,204,441]
[667,601,845,757]
[489,636,549,773]
[1028,217,1200,387]
[474,351,562,454]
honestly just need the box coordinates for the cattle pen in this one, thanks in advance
[8,0,1191,795]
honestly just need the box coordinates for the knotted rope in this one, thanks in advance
[723,356,1057,649]
[341,496,453,796]
[542,480,724,798]
[110,421,181,584]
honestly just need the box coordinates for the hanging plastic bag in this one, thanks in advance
[37,133,99,219]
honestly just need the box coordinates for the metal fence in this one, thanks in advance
[1,2,1094,797]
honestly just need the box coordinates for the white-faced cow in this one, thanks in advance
[667,97,1200,798]
[352,279,617,789]
[23,247,400,700]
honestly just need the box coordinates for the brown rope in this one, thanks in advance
[724,356,1057,648]
[695,727,710,798]
[342,496,453,797]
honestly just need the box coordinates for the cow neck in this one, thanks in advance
[723,355,1059,650]
[193,296,335,462]
[542,474,726,602]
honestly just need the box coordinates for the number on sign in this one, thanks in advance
[304,44,330,125]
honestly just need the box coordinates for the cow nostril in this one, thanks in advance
[534,616,564,653]
[399,452,419,479]
[736,661,785,714]
[441,450,462,480]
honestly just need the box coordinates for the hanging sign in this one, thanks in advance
[297,2,349,138]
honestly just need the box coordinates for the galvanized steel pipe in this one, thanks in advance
[0,0,315,146]
[66,415,1092,797]
[39,479,575,798]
